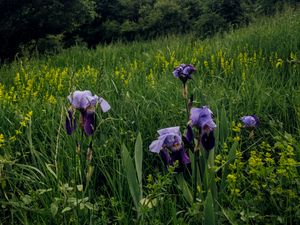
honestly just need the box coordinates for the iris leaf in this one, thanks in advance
[134,132,143,197]
[121,144,141,211]
[203,191,215,225]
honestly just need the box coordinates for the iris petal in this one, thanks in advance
[99,97,111,112]
[173,64,196,82]
[157,126,181,136]
[240,115,259,128]
[190,106,216,130]
[185,125,194,144]
[149,139,164,153]
[68,90,111,112]
[182,64,196,75]
[159,149,173,166]
[183,125,194,151]
[83,109,96,136]
[68,90,93,109]
[173,148,191,165]
[180,149,191,165]
[201,131,215,151]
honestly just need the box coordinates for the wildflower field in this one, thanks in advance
[0,9,300,225]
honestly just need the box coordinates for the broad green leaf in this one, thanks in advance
[134,132,143,194]
[176,173,193,205]
[51,202,58,216]
[21,195,32,205]
[77,184,83,192]
[203,191,215,225]
[121,144,141,210]
[207,149,217,200]
[62,206,72,213]
[140,196,158,208]
[218,107,229,146]
[207,148,215,170]
[84,202,96,210]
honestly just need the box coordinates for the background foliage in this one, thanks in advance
[0,0,299,61]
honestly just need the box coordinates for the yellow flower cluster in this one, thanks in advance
[115,66,129,86]
[230,121,242,142]
[0,133,4,148]
[75,65,98,85]
[0,63,111,109]
[155,51,180,74]
[217,49,234,76]
[146,69,155,88]
[9,111,33,142]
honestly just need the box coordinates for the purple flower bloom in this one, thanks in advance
[65,90,110,136]
[189,106,216,151]
[185,125,194,144]
[240,115,259,128]
[190,106,216,131]
[68,90,111,112]
[159,149,173,166]
[173,64,196,84]
[83,109,96,136]
[201,131,215,151]
[149,126,190,167]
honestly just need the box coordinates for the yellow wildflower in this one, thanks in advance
[227,174,237,183]
[15,130,22,135]
[233,136,241,142]
[0,134,4,147]
[9,136,17,142]
[232,188,240,196]
[0,83,4,100]
[20,121,27,127]
[276,59,283,68]
[146,69,155,88]
[47,95,57,104]
[203,60,209,68]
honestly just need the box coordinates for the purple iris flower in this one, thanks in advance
[185,125,194,144]
[65,90,111,136]
[149,126,191,167]
[182,125,194,151]
[189,106,216,151]
[190,106,216,131]
[173,64,196,84]
[240,115,259,128]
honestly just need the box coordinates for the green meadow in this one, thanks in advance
[0,8,300,225]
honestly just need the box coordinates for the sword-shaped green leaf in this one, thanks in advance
[134,132,143,195]
[121,144,141,210]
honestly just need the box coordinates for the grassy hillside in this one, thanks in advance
[0,8,299,225]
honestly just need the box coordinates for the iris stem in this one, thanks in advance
[182,83,188,99]
[74,141,80,223]
[84,138,93,195]
[185,101,189,121]
[193,149,199,201]
[183,83,191,121]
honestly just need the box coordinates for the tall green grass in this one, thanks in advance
[0,7,300,224]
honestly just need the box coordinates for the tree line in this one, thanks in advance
[0,0,299,62]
